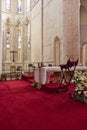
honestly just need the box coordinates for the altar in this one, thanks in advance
[34,66,61,85]
[34,66,87,87]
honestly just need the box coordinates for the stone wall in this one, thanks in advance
[0,0,87,73]
[31,0,42,62]
[30,0,64,65]
[0,0,31,71]
[80,1,87,44]
[30,0,81,65]
[43,0,63,64]
[63,0,80,62]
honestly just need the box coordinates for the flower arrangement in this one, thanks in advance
[74,71,87,103]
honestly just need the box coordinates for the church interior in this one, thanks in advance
[0,0,87,130]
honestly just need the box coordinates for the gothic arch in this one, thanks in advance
[6,17,11,33]
[81,42,87,65]
[15,19,23,62]
[80,2,87,65]
[24,16,31,61]
[5,17,11,61]
[54,36,60,66]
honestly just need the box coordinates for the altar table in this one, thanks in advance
[34,66,61,85]
[34,66,87,86]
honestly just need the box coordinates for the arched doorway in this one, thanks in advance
[54,36,60,66]
[82,43,87,65]
[80,3,87,65]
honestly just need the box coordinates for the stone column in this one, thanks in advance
[63,0,80,62]
[0,0,2,74]
[41,0,43,62]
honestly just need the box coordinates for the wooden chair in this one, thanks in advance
[48,64,52,67]
[28,64,35,74]
[10,66,17,80]
[0,73,7,81]
[16,66,22,79]
[57,58,79,93]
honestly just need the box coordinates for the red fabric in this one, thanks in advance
[22,74,34,79]
[60,59,78,69]
[0,82,9,90]
[22,74,34,83]
[0,80,87,130]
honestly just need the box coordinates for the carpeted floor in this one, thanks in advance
[0,79,87,130]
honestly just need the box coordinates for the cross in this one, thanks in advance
[10,50,18,62]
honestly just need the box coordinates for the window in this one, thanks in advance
[18,32,22,49]
[6,18,11,48]
[28,23,30,47]
[17,21,22,49]
[6,0,11,11]
[6,32,10,48]
[18,0,22,13]
[27,0,30,11]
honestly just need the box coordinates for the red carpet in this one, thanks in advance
[0,80,87,130]
[22,74,34,83]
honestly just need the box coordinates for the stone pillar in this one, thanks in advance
[0,0,2,74]
[63,0,80,62]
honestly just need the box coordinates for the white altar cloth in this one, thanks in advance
[34,66,87,85]
[35,67,61,85]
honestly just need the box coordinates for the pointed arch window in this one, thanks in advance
[17,21,22,49]
[18,0,22,13]
[25,17,30,48]
[6,0,11,11]
[16,20,22,49]
[18,32,22,49]
[27,0,30,12]
[6,32,10,48]
[6,18,11,48]
[28,23,30,47]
